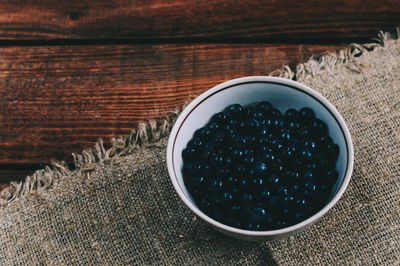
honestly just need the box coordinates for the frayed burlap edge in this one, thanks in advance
[0,112,184,206]
[1,28,398,208]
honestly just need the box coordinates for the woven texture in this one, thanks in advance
[267,35,400,264]
[0,32,399,265]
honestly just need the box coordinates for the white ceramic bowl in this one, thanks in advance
[166,76,354,241]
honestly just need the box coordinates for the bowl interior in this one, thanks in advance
[171,81,349,216]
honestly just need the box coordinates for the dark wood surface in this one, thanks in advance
[0,0,398,41]
[0,0,398,189]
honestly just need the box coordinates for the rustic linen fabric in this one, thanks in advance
[0,31,399,265]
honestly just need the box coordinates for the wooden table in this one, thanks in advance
[0,0,399,190]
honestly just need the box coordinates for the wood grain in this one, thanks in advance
[0,0,397,41]
[0,44,342,183]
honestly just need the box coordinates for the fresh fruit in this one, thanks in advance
[182,101,339,231]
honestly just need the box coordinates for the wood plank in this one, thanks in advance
[0,44,342,180]
[0,0,397,40]
[0,169,36,185]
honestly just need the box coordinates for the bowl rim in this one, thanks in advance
[166,76,354,237]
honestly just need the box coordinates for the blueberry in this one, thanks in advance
[298,126,310,137]
[211,132,225,146]
[273,118,284,128]
[301,148,314,161]
[260,189,272,200]
[183,161,199,175]
[304,139,317,150]
[324,169,339,184]
[304,182,317,193]
[283,195,295,204]
[244,148,254,156]
[271,108,281,117]
[285,108,298,119]
[225,156,233,165]
[182,147,197,160]
[250,207,267,223]
[182,101,339,231]
[299,107,315,121]
[241,193,253,203]
[244,135,257,145]
[194,127,211,140]
[304,169,316,180]
[311,119,328,136]
[237,121,246,131]
[247,119,261,131]
[259,126,269,136]
[269,195,281,207]
[259,101,272,114]
[326,143,339,158]
[263,152,275,161]
[232,149,243,161]
[235,164,247,175]
[190,176,208,188]
[288,121,300,130]
[217,168,229,177]
[263,118,273,127]
[256,161,269,174]
[238,178,248,189]
[318,157,335,168]
[202,164,213,175]
[244,106,257,117]
[285,145,297,158]
[235,136,247,148]
[244,155,255,164]
[211,112,228,122]
[267,173,280,185]
[210,179,224,191]
[204,142,214,151]
[223,192,234,200]
[251,177,265,187]
[228,117,239,127]
[188,138,203,149]
[211,155,224,165]
[208,121,220,132]
[227,104,243,115]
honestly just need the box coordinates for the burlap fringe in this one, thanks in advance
[1,28,398,207]
[0,110,182,206]
[270,29,399,79]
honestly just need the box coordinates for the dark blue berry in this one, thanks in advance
[188,138,203,149]
[244,106,257,117]
[247,119,261,131]
[208,121,220,132]
[259,101,272,114]
[256,161,269,174]
[244,156,255,164]
[326,143,339,158]
[235,136,247,148]
[271,108,281,117]
[194,127,211,139]
[227,104,243,115]
[182,101,339,231]
[182,147,196,160]
[250,207,267,223]
[299,107,315,121]
[311,119,328,136]
[211,132,225,146]
[212,112,228,122]
[285,108,298,119]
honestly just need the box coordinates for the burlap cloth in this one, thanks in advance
[1,31,399,265]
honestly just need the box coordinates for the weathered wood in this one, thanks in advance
[0,43,341,185]
[0,0,397,40]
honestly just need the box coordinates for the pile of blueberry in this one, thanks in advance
[181,102,339,231]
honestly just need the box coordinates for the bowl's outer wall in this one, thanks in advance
[167,76,354,241]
